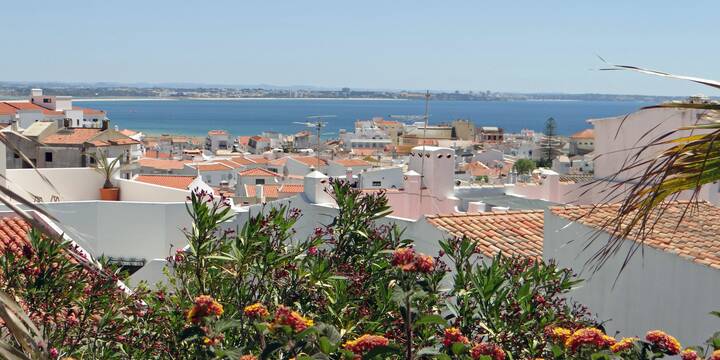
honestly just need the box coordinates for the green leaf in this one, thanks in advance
[319,336,333,354]
[414,314,446,327]
[362,345,401,359]
[451,342,468,355]
[260,342,283,360]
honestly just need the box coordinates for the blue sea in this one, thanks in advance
[74,99,653,137]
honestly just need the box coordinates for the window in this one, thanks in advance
[43,98,51,103]
[205,175,212,183]
[13,152,19,159]
[44,152,53,162]
[255,179,265,185]
[89,157,96,165]
[372,181,382,187]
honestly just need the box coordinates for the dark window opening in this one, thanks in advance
[44,152,53,162]
[372,181,382,187]
[255,179,265,185]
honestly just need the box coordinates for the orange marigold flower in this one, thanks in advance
[610,337,637,353]
[470,342,505,360]
[710,349,720,360]
[186,295,224,324]
[343,334,390,354]
[244,303,269,318]
[564,328,615,353]
[414,254,435,273]
[442,327,469,347]
[545,326,572,343]
[645,330,681,355]
[273,305,314,333]
[239,355,258,360]
[391,247,417,271]
[680,348,699,360]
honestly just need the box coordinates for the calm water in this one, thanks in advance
[75,99,653,137]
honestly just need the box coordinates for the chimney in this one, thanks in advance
[101,119,109,131]
[345,167,353,184]
[467,201,486,213]
[31,89,43,97]
[255,184,265,203]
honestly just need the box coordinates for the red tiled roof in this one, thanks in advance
[279,184,304,194]
[216,159,245,169]
[268,157,289,167]
[189,163,233,171]
[426,210,544,259]
[570,129,594,139]
[244,184,280,198]
[108,138,140,145]
[135,175,196,190]
[238,168,280,177]
[250,135,270,142]
[551,201,720,269]
[42,128,102,145]
[0,216,31,256]
[245,155,269,164]
[89,140,110,147]
[291,156,327,167]
[72,107,105,115]
[333,159,372,167]
[119,129,138,137]
[208,130,227,136]
[229,156,256,166]
[138,158,186,170]
[1,101,63,116]
[237,136,251,146]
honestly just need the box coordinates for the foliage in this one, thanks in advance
[89,150,122,188]
[0,180,716,359]
[512,159,536,175]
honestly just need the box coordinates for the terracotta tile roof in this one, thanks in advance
[230,156,256,165]
[558,174,594,184]
[268,157,289,167]
[279,184,304,194]
[245,155,269,164]
[1,101,62,116]
[352,148,383,156]
[570,128,594,139]
[426,210,544,259]
[72,107,105,116]
[216,159,246,169]
[135,175,196,190]
[250,135,270,142]
[333,159,372,167]
[238,168,280,177]
[0,216,31,256]
[189,163,233,171]
[89,140,110,147]
[145,150,172,159]
[108,138,140,145]
[42,128,102,145]
[244,184,280,198]
[119,129,138,137]
[291,156,327,167]
[237,136,251,146]
[138,158,187,170]
[550,201,720,269]
[208,130,228,136]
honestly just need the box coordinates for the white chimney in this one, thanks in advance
[491,206,509,212]
[303,169,333,204]
[404,170,421,194]
[255,184,265,203]
[467,201,486,213]
[345,167,353,184]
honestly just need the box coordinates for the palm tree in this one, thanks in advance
[583,63,720,271]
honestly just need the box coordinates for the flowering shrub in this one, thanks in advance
[1,180,719,359]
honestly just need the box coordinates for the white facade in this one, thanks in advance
[545,213,720,346]
[357,166,404,189]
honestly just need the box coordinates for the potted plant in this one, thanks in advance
[91,151,122,201]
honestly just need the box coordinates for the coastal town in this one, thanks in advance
[0,87,718,354]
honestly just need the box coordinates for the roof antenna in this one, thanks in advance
[419,90,430,203]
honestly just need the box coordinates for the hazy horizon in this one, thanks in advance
[2,1,719,96]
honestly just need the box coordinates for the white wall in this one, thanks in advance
[117,178,190,202]
[6,168,105,202]
[544,212,720,346]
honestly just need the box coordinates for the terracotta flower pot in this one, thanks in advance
[100,187,120,201]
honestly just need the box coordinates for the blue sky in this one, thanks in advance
[2,1,719,95]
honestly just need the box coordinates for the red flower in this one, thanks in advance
[308,246,318,255]
[442,327,469,347]
[470,343,505,360]
[680,348,699,360]
[243,303,269,318]
[186,295,224,324]
[273,305,313,332]
[239,356,258,360]
[414,254,435,273]
[610,337,637,353]
[391,247,417,271]
[710,349,720,360]
[564,328,615,353]
[645,330,681,355]
[343,334,390,354]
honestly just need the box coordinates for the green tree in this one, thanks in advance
[513,158,536,174]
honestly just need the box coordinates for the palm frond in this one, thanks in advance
[582,63,720,273]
